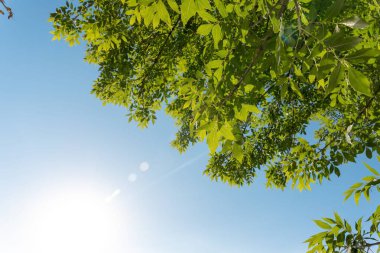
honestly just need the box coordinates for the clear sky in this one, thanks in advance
[0,1,377,253]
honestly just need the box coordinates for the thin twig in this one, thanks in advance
[225,45,264,101]
[222,0,289,103]
[277,0,290,19]
[366,241,380,247]
[138,18,180,94]
[294,0,302,35]
[0,0,12,19]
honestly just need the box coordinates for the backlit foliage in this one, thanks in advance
[50,0,380,251]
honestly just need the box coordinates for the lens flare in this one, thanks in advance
[28,189,121,253]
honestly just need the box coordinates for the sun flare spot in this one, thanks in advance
[29,188,121,253]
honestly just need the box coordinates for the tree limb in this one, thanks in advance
[138,17,180,94]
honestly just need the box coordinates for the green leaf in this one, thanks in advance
[325,0,345,19]
[366,148,373,159]
[215,50,228,58]
[281,79,289,99]
[354,190,361,204]
[347,48,380,63]
[294,66,303,77]
[242,103,260,114]
[207,60,223,69]
[270,15,280,33]
[364,162,380,176]
[234,104,261,122]
[157,0,172,26]
[336,231,345,245]
[290,79,304,99]
[214,0,228,18]
[322,217,336,225]
[220,122,235,140]
[207,120,219,154]
[195,0,211,10]
[197,24,213,35]
[142,5,155,26]
[234,5,244,17]
[363,187,370,201]
[235,105,250,121]
[181,0,197,25]
[340,16,368,29]
[334,212,343,226]
[325,33,362,51]
[344,189,354,201]
[212,24,223,48]
[167,0,180,13]
[275,38,288,73]
[330,225,340,236]
[348,67,372,96]
[197,10,218,22]
[355,217,363,232]
[301,13,309,25]
[197,129,207,141]
[345,222,352,233]
[362,175,375,182]
[326,63,343,94]
[314,220,332,230]
[232,143,244,163]
[152,14,161,28]
[213,66,223,81]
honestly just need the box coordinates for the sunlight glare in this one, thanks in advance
[29,188,121,253]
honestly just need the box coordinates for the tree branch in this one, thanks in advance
[222,0,289,103]
[365,241,380,247]
[0,0,12,19]
[277,0,290,19]
[138,18,180,94]
[294,0,302,35]
[224,44,265,101]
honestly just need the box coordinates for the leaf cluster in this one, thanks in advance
[306,160,380,253]
[50,0,380,189]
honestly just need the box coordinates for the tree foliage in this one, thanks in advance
[50,0,380,251]
[305,161,380,253]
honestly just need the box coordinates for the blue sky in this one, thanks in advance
[0,1,377,253]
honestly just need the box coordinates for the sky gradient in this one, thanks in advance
[0,1,377,253]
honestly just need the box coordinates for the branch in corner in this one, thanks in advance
[0,0,13,19]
